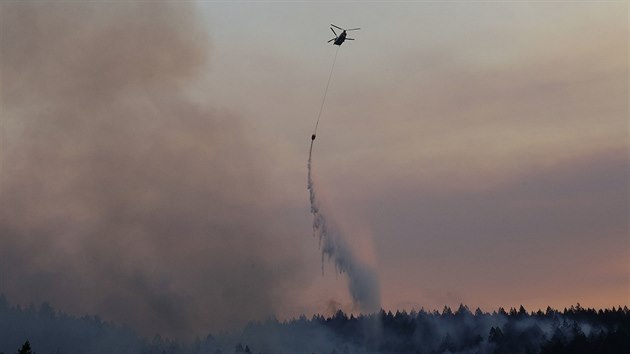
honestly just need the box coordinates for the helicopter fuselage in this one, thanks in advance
[333,31,347,46]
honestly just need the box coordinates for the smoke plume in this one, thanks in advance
[307,141,381,313]
[0,1,305,338]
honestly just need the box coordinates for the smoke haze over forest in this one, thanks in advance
[1,296,629,354]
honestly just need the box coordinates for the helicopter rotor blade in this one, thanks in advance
[331,24,344,31]
[327,38,336,43]
[346,28,361,31]
[330,27,337,36]
[346,38,355,40]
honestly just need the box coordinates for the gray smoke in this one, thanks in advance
[0,1,305,338]
[307,141,381,313]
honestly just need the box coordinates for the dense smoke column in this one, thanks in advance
[0,1,306,338]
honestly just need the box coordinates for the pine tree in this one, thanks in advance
[16,341,35,354]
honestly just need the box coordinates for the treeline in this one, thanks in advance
[234,304,629,354]
[0,294,142,354]
[1,294,628,354]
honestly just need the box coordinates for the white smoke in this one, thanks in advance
[307,141,381,313]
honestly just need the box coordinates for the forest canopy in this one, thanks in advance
[0,294,628,354]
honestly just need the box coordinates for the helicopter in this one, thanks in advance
[328,24,360,46]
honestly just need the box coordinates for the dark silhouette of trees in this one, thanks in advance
[16,341,34,354]
[0,294,628,354]
[488,326,504,344]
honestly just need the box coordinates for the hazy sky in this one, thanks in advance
[0,0,627,338]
